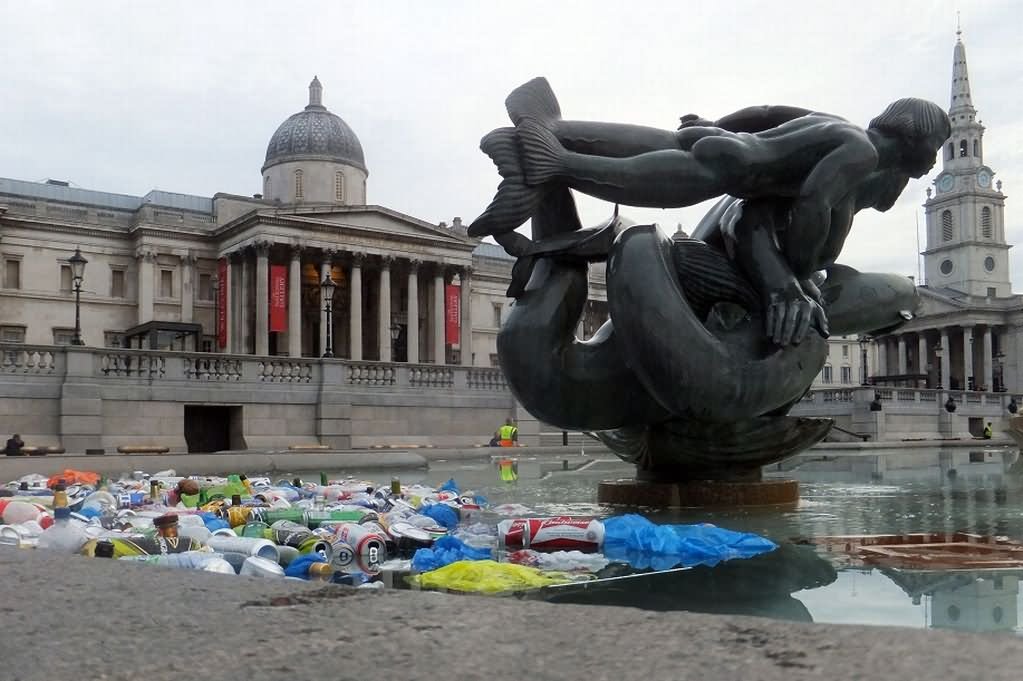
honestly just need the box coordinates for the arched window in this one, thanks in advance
[295,169,304,198]
[973,139,980,157]
[947,142,954,160]
[960,140,968,157]
[942,210,954,241]
[981,206,992,238]
[334,172,344,202]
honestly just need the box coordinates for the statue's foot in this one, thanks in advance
[467,128,547,238]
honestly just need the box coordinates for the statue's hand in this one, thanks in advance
[765,283,829,346]
[678,113,714,130]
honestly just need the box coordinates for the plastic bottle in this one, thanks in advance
[52,481,69,509]
[37,508,88,553]
[120,551,236,574]
[239,555,286,578]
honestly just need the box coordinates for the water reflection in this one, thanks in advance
[330,446,1023,632]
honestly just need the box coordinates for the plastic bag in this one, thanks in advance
[47,470,100,488]
[602,514,776,569]
[409,559,579,594]
[438,478,459,493]
[411,535,492,572]
[283,553,328,579]
[419,504,459,530]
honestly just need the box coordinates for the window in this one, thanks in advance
[973,140,980,157]
[0,325,26,343]
[335,172,345,202]
[60,264,73,293]
[52,328,76,345]
[159,269,173,298]
[104,331,125,348]
[492,303,503,327]
[199,273,213,301]
[941,210,954,241]
[842,344,849,358]
[295,169,304,198]
[822,366,833,384]
[946,142,954,160]
[201,336,214,353]
[985,257,996,273]
[959,140,968,157]
[3,258,21,289]
[110,269,126,298]
[841,366,852,384]
[981,206,992,238]
[940,259,954,275]
[988,287,997,298]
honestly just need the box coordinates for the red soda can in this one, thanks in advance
[497,517,604,552]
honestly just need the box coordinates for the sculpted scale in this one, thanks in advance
[470,78,950,481]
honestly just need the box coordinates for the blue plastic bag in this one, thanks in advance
[602,514,776,569]
[200,512,231,531]
[438,478,459,494]
[284,553,329,579]
[420,504,459,530]
[412,535,492,572]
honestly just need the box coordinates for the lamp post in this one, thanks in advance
[994,350,1005,392]
[321,273,337,358]
[858,335,870,386]
[68,247,87,346]
[934,343,944,390]
[211,274,220,353]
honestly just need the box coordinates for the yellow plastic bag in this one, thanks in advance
[410,560,581,594]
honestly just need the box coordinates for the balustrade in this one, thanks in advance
[410,365,454,388]
[257,359,314,383]
[347,362,396,387]
[467,368,508,391]
[0,346,58,374]
[98,351,166,379]
[184,357,243,381]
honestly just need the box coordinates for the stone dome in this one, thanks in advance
[262,77,366,174]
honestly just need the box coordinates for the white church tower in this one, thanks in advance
[922,29,1010,297]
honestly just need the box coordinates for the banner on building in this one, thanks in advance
[445,284,460,345]
[217,258,228,348]
[269,264,287,332]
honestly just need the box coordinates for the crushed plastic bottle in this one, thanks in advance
[120,551,236,574]
[37,508,89,553]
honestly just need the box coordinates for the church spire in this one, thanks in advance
[307,76,324,109]
[949,27,975,118]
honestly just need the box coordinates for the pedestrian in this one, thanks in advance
[495,418,518,447]
[983,422,993,439]
[4,433,25,456]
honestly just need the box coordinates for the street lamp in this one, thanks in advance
[858,335,871,386]
[320,273,337,358]
[390,323,402,341]
[934,343,944,390]
[211,274,220,352]
[68,247,87,346]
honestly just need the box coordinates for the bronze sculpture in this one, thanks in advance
[471,78,948,483]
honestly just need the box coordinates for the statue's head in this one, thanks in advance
[869,98,951,179]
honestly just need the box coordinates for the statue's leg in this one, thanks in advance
[554,120,681,157]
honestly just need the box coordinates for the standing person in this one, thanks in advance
[4,433,24,456]
[496,418,518,447]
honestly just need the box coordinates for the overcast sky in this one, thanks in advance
[1,0,1020,285]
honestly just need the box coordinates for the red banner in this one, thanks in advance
[217,258,228,349]
[445,284,460,345]
[269,264,287,332]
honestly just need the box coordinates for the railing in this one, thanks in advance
[257,359,314,383]
[346,362,396,387]
[97,350,165,378]
[410,365,454,388]
[0,346,60,375]
[821,389,854,402]
[184,356,243,381]
[468,367,508,391]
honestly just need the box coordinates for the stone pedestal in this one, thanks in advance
[597,478,798,508]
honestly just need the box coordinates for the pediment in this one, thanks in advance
[265,205,474,249]
[916,287,968,316]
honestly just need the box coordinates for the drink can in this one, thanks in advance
[330,523,386,567]
[80,535,203,558]
[268,520,332,561]
[254,508,308,526]
[497,517,604,552]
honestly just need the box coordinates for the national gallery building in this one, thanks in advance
[0,78,610,367]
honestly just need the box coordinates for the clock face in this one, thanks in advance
[978,171,992,188]
[938,174,955,192]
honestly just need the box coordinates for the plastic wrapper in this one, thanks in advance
[409,559,582,594]
[411,535,492,572]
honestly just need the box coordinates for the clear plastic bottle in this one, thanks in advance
[120,551,236,574]
[37,508,88,553]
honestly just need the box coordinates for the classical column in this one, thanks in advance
[239,250,252,354]
[288,246,302,358]
[224,255,234,353]
[319,251,334,357]
[229,252,243,353]
[378,257,392,362]
[940,328,950,389]
[180,253,196,324]
[983,327,994,391]
[136,249,156,325]
[876,337,887,376]
[255,241,270,356]
[433,267,445,364]
[460,266,473,366]
[918,335,928,383]
[897,335,907,375]
[963,326,974,390]
[349,254,363,361]
[407,260,420,364]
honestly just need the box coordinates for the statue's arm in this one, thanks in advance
[711,105,816,133]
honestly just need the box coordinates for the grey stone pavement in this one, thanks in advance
[3,548,1023,681]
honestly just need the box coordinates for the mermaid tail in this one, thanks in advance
[518,120,567,186]
[505,76,561,126]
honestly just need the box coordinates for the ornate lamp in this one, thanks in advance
[321,274,337,358]
[68,247,88,346]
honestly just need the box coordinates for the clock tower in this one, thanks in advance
[922,29,1010,297]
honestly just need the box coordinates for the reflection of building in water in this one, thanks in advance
[884,569,1019,633]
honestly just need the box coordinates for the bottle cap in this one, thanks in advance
[153,513,179,529]
[308,562,334,579]
[231,494,243,506]
[54,482,67,492]
[54,507,72,519]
